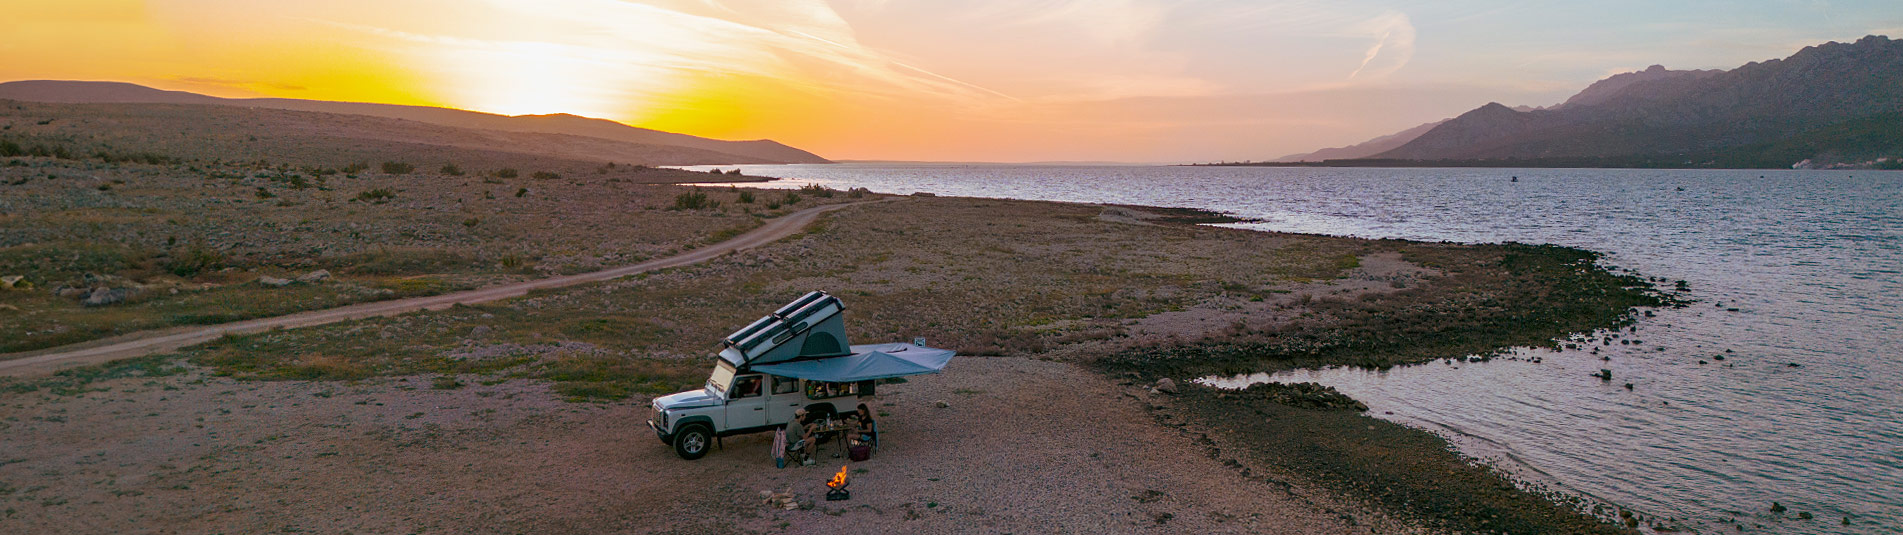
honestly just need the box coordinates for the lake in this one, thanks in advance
[683,163,1902,534]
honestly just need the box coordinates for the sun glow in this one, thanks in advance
[433,40,661,119]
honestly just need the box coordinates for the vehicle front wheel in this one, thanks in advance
[673,424,712,460]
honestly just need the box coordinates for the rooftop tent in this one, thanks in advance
[749,343,956,383]
[719,291,852,368]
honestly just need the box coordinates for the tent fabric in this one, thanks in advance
[749,343,955,382]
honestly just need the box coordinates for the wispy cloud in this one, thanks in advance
[1348,10,1415,80]
[313,0,1017,117]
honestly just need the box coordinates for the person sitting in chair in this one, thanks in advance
[853,403,875,443]
[799,410,825,465]
[787,409,819,465]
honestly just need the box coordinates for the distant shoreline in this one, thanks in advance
[1185,158,1901,171]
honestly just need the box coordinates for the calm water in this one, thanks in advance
[684,164,1903,534]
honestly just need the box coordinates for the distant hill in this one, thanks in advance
[0,98,798,180]
[1372,35,1903,167]
[1274,120,1445,162]
[0,80,829,165]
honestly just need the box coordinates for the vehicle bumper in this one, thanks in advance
[648,419,672,444]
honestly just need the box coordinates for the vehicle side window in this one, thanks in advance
[732,376,763,399]
[804,380,861,399]
[771,376,799,395]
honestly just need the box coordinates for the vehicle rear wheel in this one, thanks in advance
[803,405,836,424]
[674,424,712,460]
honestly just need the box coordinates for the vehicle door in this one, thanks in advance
[725,374,768,430]
[766,375,803,425]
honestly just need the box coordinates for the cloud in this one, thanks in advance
[308,0,1017,117]
[1348,10,1415,80]
[986,0,1168,48]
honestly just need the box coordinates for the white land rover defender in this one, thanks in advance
[648,291,953,460]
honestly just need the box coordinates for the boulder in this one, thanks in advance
[56,286,89,298]
[0,275,24,289]
[81,287,130,307]
[258,276,293,288]
[1153,378,1178,394]
[933,400,950,408]
[297,269,332,283]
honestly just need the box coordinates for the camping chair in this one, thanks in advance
[784,438,810,466]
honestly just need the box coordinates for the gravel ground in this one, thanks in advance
[0,356,1418,534]
[721,356,1414,535]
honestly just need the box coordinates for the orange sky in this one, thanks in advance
[3,0,1899,162]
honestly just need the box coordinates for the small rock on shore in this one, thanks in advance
[297,269,332,283]
[81,287,132,307]
[1231,382,1368,411]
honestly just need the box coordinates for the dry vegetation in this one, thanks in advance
[0,129,848,354]
[0,190,1665,533]
[125,197,1381,400]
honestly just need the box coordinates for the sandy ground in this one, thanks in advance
[0,356,1412,534]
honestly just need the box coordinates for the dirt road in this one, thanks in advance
[0,200,878,376]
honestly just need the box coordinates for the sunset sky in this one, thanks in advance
[3,0,1900,162]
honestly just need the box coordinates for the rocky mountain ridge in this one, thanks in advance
[1371,35,1903,166]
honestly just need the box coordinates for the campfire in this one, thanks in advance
[825,465,850,501]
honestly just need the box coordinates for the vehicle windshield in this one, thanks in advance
[707,362,737,394]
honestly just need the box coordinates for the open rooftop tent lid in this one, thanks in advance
[749,343,955,383]
[718,291,852,368]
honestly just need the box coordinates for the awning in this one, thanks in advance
[749,343,955,383]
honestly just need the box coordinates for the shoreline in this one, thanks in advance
[0,185,1663,533]
[1099,241,1669,534]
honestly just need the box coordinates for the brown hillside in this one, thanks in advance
[0,100,785,174]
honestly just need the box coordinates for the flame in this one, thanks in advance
[826,465,849,489]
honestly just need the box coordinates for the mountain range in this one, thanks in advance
[0,80,828,165]
[1279,35,1903,168]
